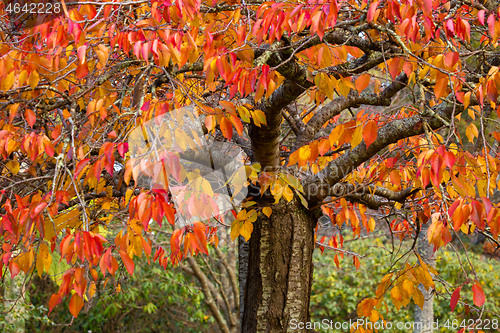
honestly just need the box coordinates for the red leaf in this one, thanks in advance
[141,42,150,63]
[236,25,246,46]
[69,293,84,317]
[443,151,455,170]
[220,117,233,139]
[478,10,485,25]
[117,143,128,158]
[450,286,461,311]
[74,159,90,179]
[422,0,432,16]
[25,109,36,128]
[472,282,486,307]
[119,250,135,275]
[367,1,379,22]
[9,261,20,279]
[30,202,47,219]
[482,197,493,215]
[488,15,496,39]
[170,229,183,258]
[444,52,459,68]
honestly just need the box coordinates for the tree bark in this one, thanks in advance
[241,197,321,333]
[413,221,436,333]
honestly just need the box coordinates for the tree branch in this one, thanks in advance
[292,73,408,151]
[186,256,232,333]
[307,97,473,202]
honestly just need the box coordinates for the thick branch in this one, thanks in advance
[251,43,401,168]
[307,100,469,202]
[292,73,408,151]
[331,183,420,209]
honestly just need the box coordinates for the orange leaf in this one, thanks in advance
[25,109,36,128]
[363,120,378,148]
[472,282,486,307]
[69,293,84,317]
[220,117,233,139]
[220,101,236,114]
[76,63,89,79]
[49,293,62,313]
[119,250,135,275]
[230,115,243,136]
[353,256,360,270]
[388,57,402,79]
[444,52,459,68]
[355,74,370,93]
[434,76,449,100]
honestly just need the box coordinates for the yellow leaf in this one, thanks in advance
[282,185,293,202]
[201,178,214,197]
[230,219,242,241]
[298,145,312,167]
[125,188,134,205]
[41,243,52,272]
[17,249,34,273]
[368,218,375,232]
[369,310,379,323]
[1,71,15,91]
[270,182,284,203]
[413,287,425,310]
[402,279,414,297]
[88,282,96,298]
[391,286,403,301]
[45,209,80,240]
[337,79,351,97]
[465,123,478,143]
[28,70,40,89]
[18,70,28,87]
[350,124,364,148]
[240,219,253,241]
[262,207,272,217]
[329,124,344,145]
[5,161,20,175]
[36,249,45,277]
[246,209,258,222]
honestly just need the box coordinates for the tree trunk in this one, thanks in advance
[413,221,436,333]
[241,197,321,333]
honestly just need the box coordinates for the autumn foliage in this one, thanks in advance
[0,0,499,328]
